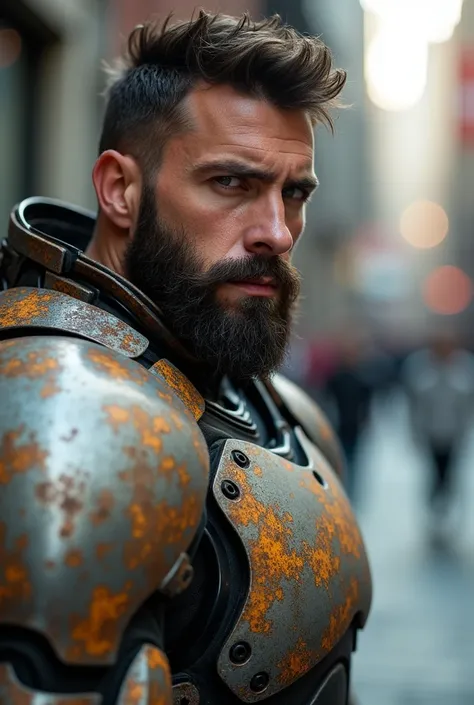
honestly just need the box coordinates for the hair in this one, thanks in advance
[99,10,347,172]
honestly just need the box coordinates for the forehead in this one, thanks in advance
[172,83,314,171]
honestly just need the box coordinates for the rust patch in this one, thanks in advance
[0,523,32,606]
[103,405,170,453]
[35,473,87,539]
[120,447,201,576]
[277,636,314,685]
[217,444,367,689]
[89,490,115,526]
[0,427,48,485]
[222,461,305,634]
[321,577,360,653]
[0,351,59,379]
[149,360,205,421]
[69,585,130,660]
[118,646,172,705]
[87,349,147,384]
[0,347,63,402]
[96,543,113,560]
[146,646,172,705]
[0,289,53,327]
[65,549,84,568]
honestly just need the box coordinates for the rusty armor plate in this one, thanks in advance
[0,335,209,666]
[213,432,372,702]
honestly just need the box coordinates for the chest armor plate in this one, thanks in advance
[212,431,371,702]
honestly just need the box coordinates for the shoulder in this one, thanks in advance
[270,373,345,480]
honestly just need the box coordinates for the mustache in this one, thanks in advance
[183,255,301,298]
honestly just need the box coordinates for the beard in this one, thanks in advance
[124,186,301,382]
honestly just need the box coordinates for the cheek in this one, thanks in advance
[156,175,245,265]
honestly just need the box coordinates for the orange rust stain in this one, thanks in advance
[147,646,172,705]
[103,405,170,452]
[71,585,130,659]
[220,448,365,650]
[160,456,175,473]
[87,349,147,384]
[300,469,362,562]
[277,636,315,685]
[90,490,115,526]
[149,360,205,421]
[0,427,48,485]
[0,289,53,327]
[147,647,168,671]
[103,405,130,433]
[176,463,191,490]
[0,525,32,605]
[65,549,84,567]
[1,352,58,379]
[119,436,205,579]
[40,379,62,399]
[96,543,113,560]
[119,679,144,704]
[321,577,360,654]
[222,461,304,634]
[254,466,263,477]
[170,411,183,431]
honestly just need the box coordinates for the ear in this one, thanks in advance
[92,150,141,230]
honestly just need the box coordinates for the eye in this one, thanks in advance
[282,186,310,203]
[214,176,242,189]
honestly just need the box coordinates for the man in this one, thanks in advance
[402,332,474,525]
[0,11,371,705]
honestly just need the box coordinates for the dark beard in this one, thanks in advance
[124,187,301,381]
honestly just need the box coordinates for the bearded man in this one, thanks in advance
[0,11,371,705]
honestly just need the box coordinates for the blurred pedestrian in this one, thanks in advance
[324,334,373,503]
[402,332,474,518]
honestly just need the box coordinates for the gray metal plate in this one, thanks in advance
[213,432,371,701]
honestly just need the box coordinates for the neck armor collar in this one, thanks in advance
[1,197,205,373]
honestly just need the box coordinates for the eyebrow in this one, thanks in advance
[192,159,320,192]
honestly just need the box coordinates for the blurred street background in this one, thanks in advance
[3,0,474,702]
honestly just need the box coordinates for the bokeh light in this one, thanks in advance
[365,24,428,111]
[423,265,473,315]
[0,28,22,69]
[400,200,449,248]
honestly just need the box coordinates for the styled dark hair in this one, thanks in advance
[99,11,346,170]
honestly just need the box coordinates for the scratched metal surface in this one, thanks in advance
[213,431,372,702]
[0,335,209,666]
[0,287,148,358]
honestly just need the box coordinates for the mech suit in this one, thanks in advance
[0,197,372,705]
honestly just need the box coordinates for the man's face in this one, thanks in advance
[125,84,317,381]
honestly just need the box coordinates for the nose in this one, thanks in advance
[243,195,294,257]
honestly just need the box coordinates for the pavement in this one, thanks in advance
[350,391,474,705]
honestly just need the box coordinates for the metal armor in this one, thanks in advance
[0,197,372,705]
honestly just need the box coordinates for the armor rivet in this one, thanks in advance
[231,450,250,468]
[250,672,269,693]
[221,480,241,500]
[229,641,252,664]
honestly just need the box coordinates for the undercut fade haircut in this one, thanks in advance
[99,11,347,173]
